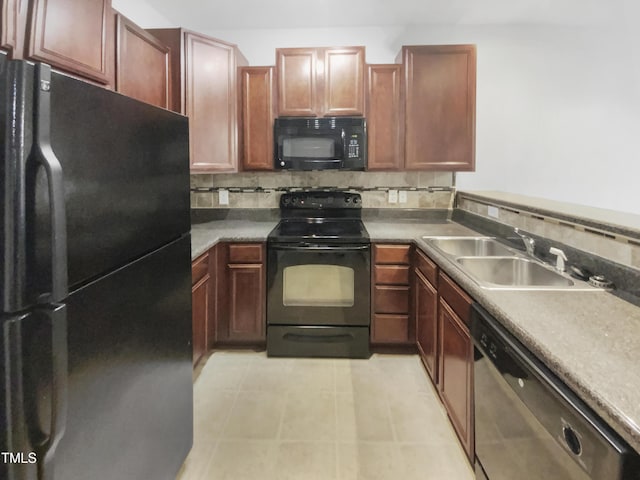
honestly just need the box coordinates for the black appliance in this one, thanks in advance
[267,191,370,358]
[274,117,366,171]
[1,57,193,480]
[471,304,640,480]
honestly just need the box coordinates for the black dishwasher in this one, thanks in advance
[471,304,640,480]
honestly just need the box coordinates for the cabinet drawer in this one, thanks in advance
[229,243,263,263]
[375,265,410,285]
[438,272,472,324]
[192,252,209,285]
[374,244,411,265]
[374,285,410,314]
[415,248,438,285]
[372,314,410,344]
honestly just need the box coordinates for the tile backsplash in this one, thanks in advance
[191,171,455,209]
[457,193,640,271]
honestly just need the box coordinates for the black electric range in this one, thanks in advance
[266,191,371,358]
[267,191,369,244]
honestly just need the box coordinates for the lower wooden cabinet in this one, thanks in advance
[438,297,474,463]
[216,243,266,345]
[412,249,475,463]
[415,268,438,383]
[371,244,414,346]
[191,251,211,366]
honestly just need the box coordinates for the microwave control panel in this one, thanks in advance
[347,135,362,159]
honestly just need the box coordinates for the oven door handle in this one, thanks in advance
[271,244,369,252]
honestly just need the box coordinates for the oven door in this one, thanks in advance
[267,243,370,326]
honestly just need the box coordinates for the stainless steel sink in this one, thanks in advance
[423,236,515,257]
[456,257,576,289]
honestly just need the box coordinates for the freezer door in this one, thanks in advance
[35,68,190,292]
[2,59,190,310]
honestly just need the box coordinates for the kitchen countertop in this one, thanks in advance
[190,217,640,452]
[190,220,278,260]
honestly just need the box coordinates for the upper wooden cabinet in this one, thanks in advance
[26,0,111,84]
[115,14,170,109]
[1,0,26,55]
[400,45,476,171]
[240,66,275,171]
[148,28,247,172]
[366,64,403,171]
[276,46,364,117]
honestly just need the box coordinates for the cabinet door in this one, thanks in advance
[241,66,275,171]
[1,0,25,55]
[115,14,171,109]
[416,269,438,382]
[27,0,111,83]
[192,274,210,366]
[276,48,317,116]
[185,32,238,172]
[323,46,364,116]
[366,64,403,170]
[227,263,265,342]
[402,45,476,171]
[438,298,474,462]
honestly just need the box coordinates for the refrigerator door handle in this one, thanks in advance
[33,63,68,303]
[32,304,68,480]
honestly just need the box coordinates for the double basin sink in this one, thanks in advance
[423,237,594,291]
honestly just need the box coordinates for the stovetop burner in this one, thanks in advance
[268,191,369,244]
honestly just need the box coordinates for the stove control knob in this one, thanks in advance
[353,197,361,205]
[344,196,352,204]
[282,197,290,205]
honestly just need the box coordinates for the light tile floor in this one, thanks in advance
[177,351,475,480]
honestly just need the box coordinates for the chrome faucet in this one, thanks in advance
[549,247,568,272]
[514,228,536,256]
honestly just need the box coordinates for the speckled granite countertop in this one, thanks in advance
[190,220,278,259]
[191,217,640,452]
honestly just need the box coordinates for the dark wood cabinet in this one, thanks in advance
[437,271,474,463]
[192,252,211,366]
[241,66,275,171]
[322,47,365,116]
[26,0,111,84]
[276,47,316,116]
[227,264,264,342]
[147,28,247,172]
[415,267,438,383]
[115,13,170,109]
[371,244,413,345]
[400,45,476,171]
[366,64,403,170]
[276,46,364,117]
[1,0,26,55]
[217,243,266,345]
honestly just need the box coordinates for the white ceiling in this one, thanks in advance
[145,0,621,30]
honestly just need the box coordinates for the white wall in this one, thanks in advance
[111,0,173,28]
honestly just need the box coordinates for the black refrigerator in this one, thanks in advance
[1,55,193,480]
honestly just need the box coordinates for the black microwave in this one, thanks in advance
[274,117,367,171]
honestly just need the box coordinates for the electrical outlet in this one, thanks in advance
[218,189,229,205]
[399,191,407,204]
[388,189,398,204]
[488,206,499,218]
